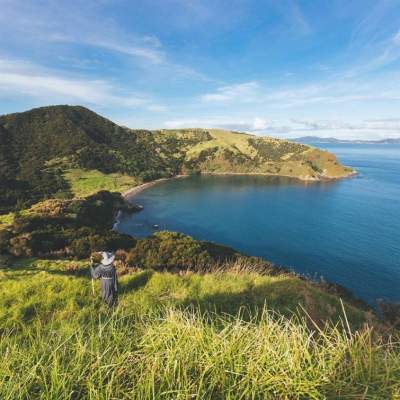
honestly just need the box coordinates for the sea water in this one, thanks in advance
[118,144,400,305]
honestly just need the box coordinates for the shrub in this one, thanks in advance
[379,301,400,328]
[127,231,238,270]
[0,191,135,259]
[0,229,12,253]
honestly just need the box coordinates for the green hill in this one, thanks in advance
[0,105,353,213]
[155,128,353,179]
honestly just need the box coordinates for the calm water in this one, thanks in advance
[118,144,400,305]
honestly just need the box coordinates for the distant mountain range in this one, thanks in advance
[293,136,400,144]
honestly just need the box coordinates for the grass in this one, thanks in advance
[1,259,399,399]
[184,129,258,158]
[0,213,14,228]
[64,168,138,198]
[161,128,352,180]
[0,209,32,229]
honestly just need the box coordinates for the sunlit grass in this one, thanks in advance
[0,213,14,228]
[64,168,138,198]
[0,259,398,399]
[0,209,32,228]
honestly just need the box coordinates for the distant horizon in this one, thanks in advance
[2,103,400,141]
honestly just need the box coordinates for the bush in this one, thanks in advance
[379,301,400,328]
[0,229,12,253]
[0,191,135,259]
[127,231,238,270]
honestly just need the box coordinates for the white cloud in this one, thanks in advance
[164,117,255,131]
[286,118,400,139]
[88,39,164,65]
[50,35,165,65]
[0,0,208,80]
[252,117,270,130]
[393,30,400,45]
[288,2,312,35]
[163,116,291,135]
[201,82,260,102]
[0,57,165,111]
[345,25,400,76]
[199,73,400,112]
[163,115,400,140]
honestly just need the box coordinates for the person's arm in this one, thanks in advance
[90,264,102,279]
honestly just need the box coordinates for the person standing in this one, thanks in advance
[90,252,118,307]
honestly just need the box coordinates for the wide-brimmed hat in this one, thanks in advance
[101,251,115,266]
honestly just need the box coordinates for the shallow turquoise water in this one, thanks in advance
[118,144,400,305]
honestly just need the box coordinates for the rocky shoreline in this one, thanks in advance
[200,169,357,182]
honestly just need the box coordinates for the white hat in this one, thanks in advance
[101,251,115,266]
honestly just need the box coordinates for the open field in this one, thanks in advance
[64,169,138,198]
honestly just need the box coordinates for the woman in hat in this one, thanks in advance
[90,251,118,307]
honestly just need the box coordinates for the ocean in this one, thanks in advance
[117,144,400,305]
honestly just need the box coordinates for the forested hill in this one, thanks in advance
[0,105,353,213]
[0,106,174,212]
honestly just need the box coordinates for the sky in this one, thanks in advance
[1,0,400,139]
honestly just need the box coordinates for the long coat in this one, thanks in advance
[90,263,118,306]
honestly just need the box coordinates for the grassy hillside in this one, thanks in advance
[0,105,353,214]
[0,259,399,399]
[155,128,353,179]
[64,168,138,198]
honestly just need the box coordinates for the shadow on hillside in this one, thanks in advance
[120,270,154,294]
[178,279,302,322]
[177,280,364,328]
[40,268,89,278]
[2,261,90,279]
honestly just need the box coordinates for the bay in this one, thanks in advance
[117,144,400,305]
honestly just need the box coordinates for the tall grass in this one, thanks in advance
[1,308,399,399]
[0,259,399,399]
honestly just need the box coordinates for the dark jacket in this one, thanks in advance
[90,263,118,306]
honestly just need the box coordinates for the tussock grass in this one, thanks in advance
[0,259,399,399]
[1,309,399,399]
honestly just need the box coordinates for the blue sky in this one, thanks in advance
[1,0,400,139]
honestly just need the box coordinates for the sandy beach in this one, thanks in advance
[122,175,188,200]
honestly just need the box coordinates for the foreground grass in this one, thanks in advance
[0,259,399,399]
[64,168,138,198]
